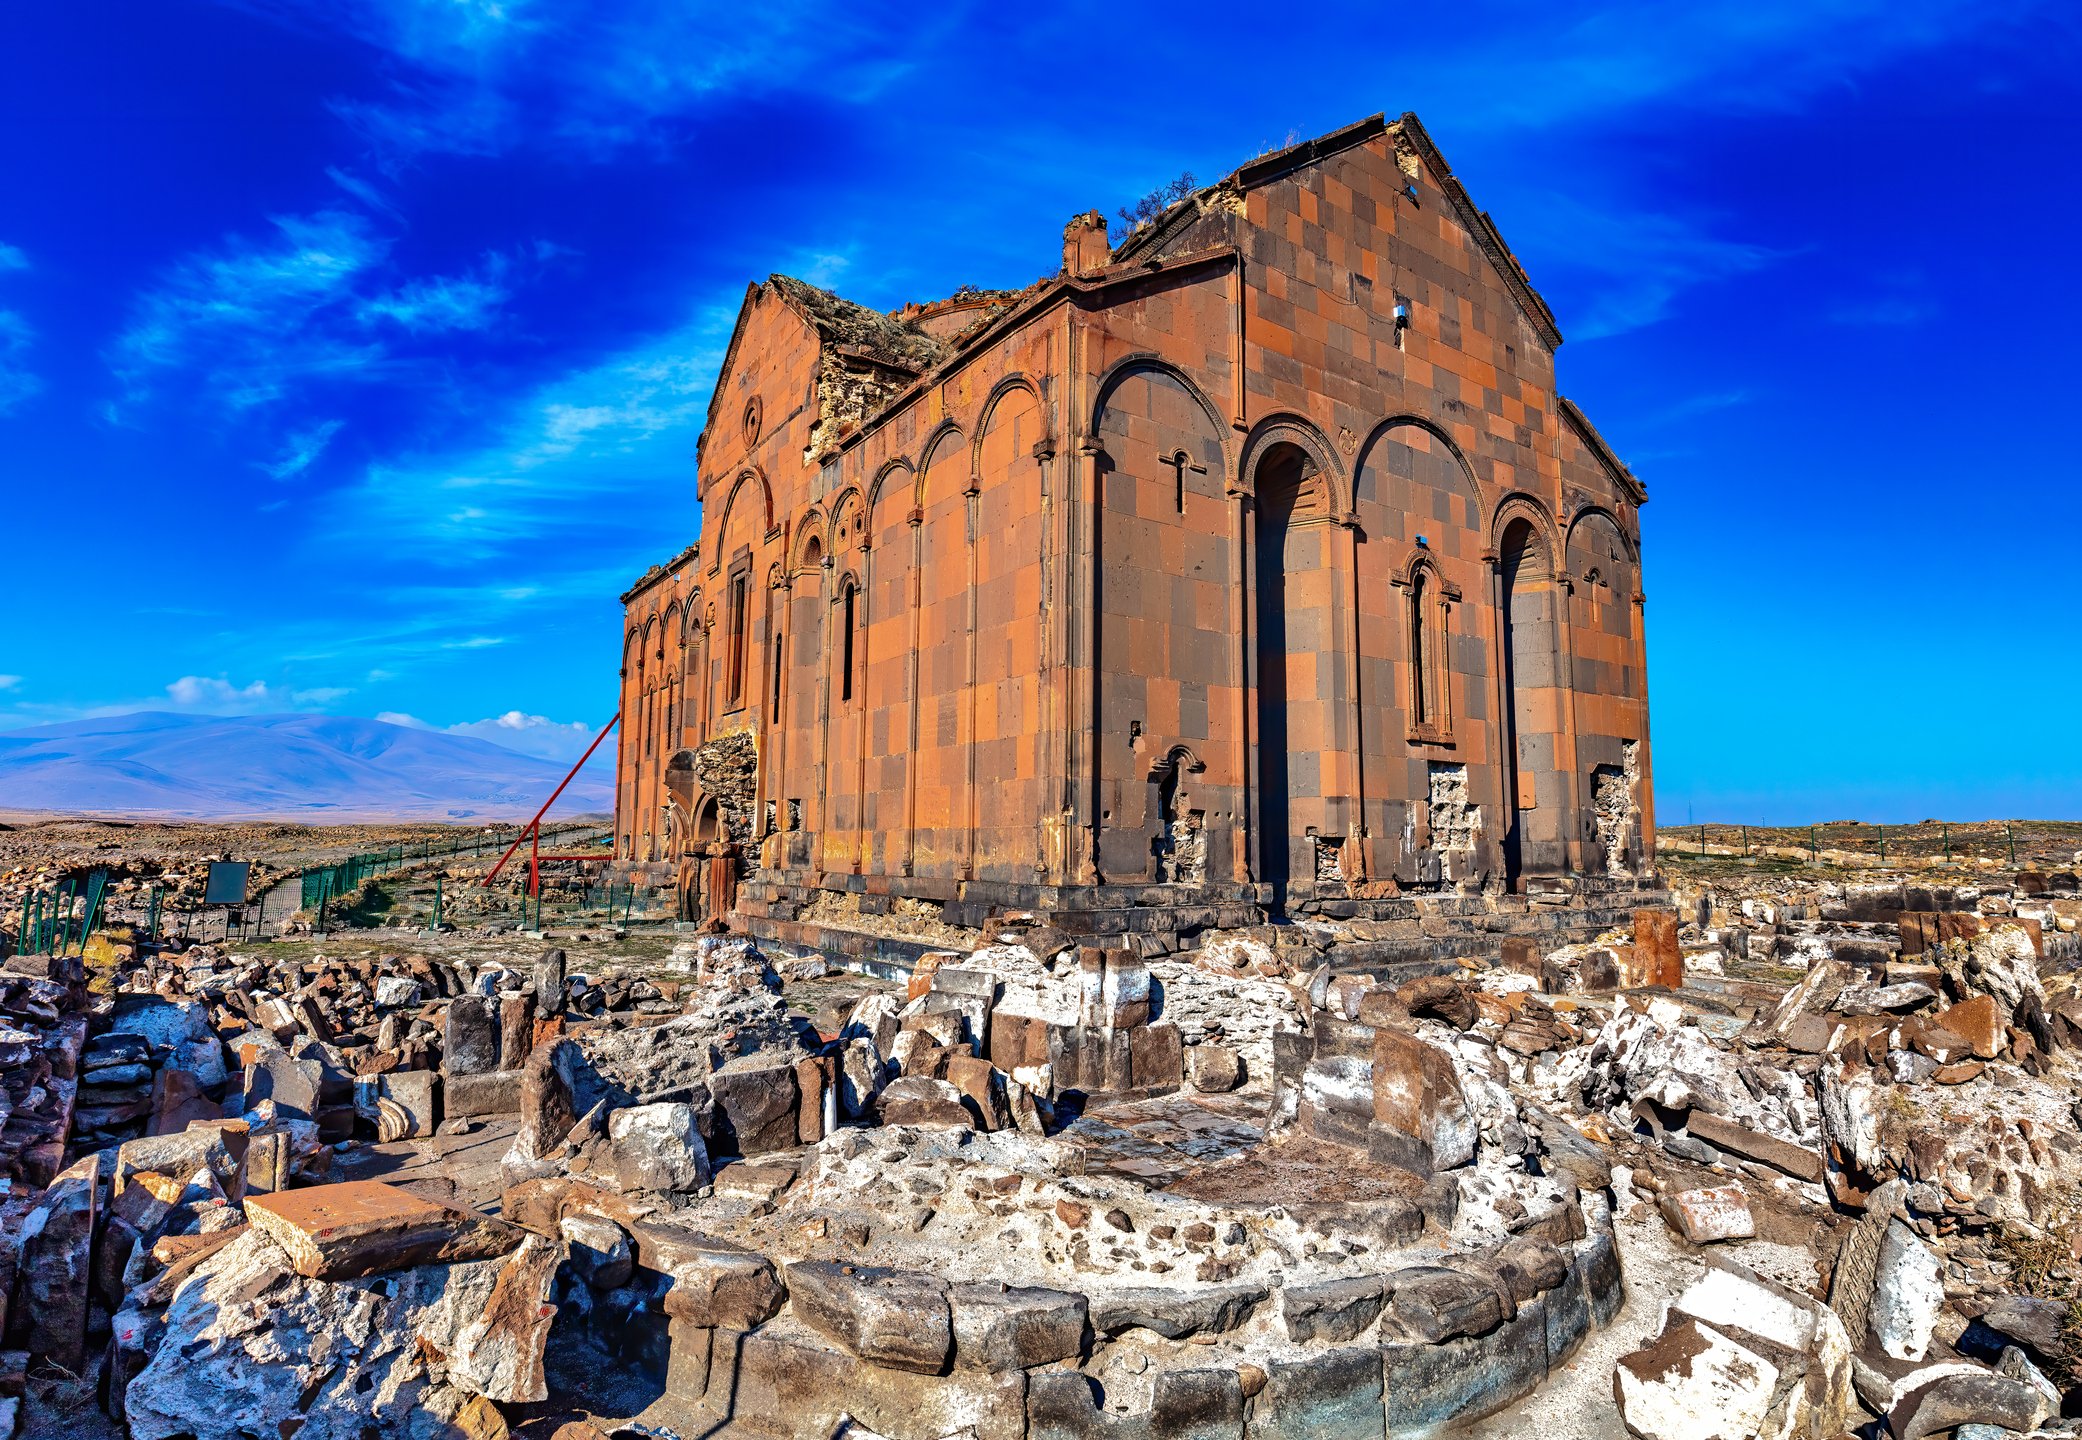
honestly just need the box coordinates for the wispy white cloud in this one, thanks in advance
[0,243,26,272]
[1422,0,2048,132]
[314,285,742,561]
[0,311,38,414]
[1505,193,1784,340]
[241,0,935,160]
[0,676,21,691]
[109,210,510,418]
[357,270,508,333]
[376,706,606,764]
[163,675,352,712]
[262,419,346,479]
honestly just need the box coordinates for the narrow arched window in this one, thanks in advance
[839,583,858,704]
[1409,571,1431,727]
[1406,566,1453,743]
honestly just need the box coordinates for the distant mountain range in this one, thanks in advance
[0,712,615,821]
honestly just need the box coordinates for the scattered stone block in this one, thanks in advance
[559,1214,634,1291]
[709,1062,799,1156]
[606,1102,711,1193]
[444,1068,522,1118]
[378,1069,439,1139]
[444,995,500,1076]
[244,1180,525,1279]
[1871,1218,1943,1361]
[18,1153,98,1373]
[877,1075,973,1128]
[787,1261,951,1373]
[1185,1042,1242,1092]
[1630,910,1682,989]
[660,1234,785,1330]
[1658,1184,1755,1244]
[1369,1027,1475,1176]
[1281,1274,1387,1344]
[1614,1315,1781,1440]
[949,1282,1086,1370]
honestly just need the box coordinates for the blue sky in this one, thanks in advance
[1,1,2076,823]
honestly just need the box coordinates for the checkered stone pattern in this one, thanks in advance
[613,113,1655,922]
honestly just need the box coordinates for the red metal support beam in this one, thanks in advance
[484,713,620,887]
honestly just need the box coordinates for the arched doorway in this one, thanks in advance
[1498,517,1559,888]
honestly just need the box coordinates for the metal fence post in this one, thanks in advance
[2008,823,2017,865]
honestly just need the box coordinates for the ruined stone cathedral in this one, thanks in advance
[615,112,1657,948]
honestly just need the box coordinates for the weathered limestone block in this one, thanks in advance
[445,1068,523,1118]
[515,1039,581,1161]
[1129,1021,1184,1091]
[1381,1298,1549,1436]
[877,1075,973,1128]
[124,1226,561,1438]
[1682,1110,1823,1182]
[1247,1347,1383,1440]
[378,1070,439,1139]
[606,1102,711,1193]
[243,1049,323,1120]
[729,1324,1028,1440]
[1368,1028,1475,1176]
[535,947,567,1015]
[949,1281,1087,1370]
[942,1055,1007,1131]
[1630,909,1682,989]
[245,1180,526,1279]
[444,994,500,1075]
[18,1153,97,1373]
[1186,1043,1242,1093]
[786,1261,951,1373]
[1029,1366,1243,1440]
[1279,1275,1387,1344]
[558,1214,633,1291]
[1672,1260,1853,1439]
[373,976,422,1008]
[795,1055,832,1144]
[1889,1369,2049,1440]
[1871,1218,1943,1361]
[1659,1183,1755,1244]
[1382,1267,1504,1343]
[1088,1283,1267,1340]
[116,1121,250,1202]
[840,1037,888,1119]
[709,1062,799,1156]
[1076,947,1152,1031]
[499,992,535,1071]
[1613,1314,1781,1440]
[661,1236,786,1330]
[1298,1054,1375,1149]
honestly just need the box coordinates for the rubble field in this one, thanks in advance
[0,824,2079,1440]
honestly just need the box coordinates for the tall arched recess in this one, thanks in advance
[1091,362,1230,884]
[1498,515,1566,887]
[1566,509,1645,875]
[913,427,970,879]
[973,384,1046,884]
[1353,420,1489,883]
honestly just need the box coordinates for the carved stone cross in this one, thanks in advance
[1161,449,1206,512]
